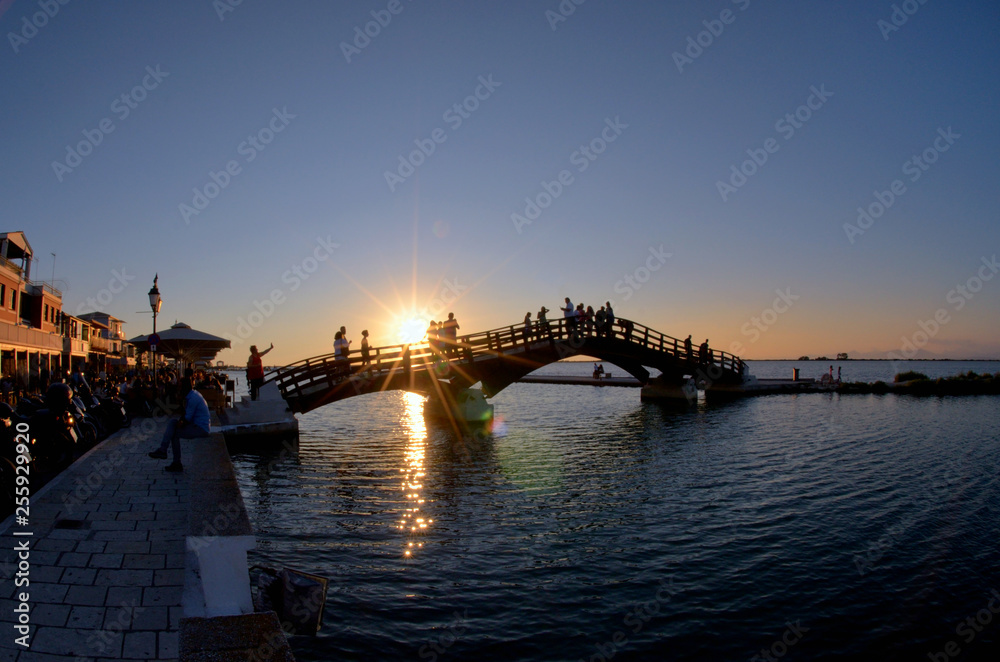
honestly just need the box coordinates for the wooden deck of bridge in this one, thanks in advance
[271,317,748,414]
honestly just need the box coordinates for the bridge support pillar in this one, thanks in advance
[426,387,495,425]
[640,377,697,404]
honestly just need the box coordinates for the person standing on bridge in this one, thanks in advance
[523,312,532,345]
[537,306,550,340]
[605,302,615,337]
[442,313,461,356]
[360,330,371,370]
[684,335,693,361]
[246,343,273,401]
[595,306,607,338]
[334,331,350,376]
[699,339,711,365]
[561,297,576,336]
[443,312,460,357]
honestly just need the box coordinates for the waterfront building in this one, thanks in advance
[79,311,136,371]
[0,231,64,388]
[0,230,135,391]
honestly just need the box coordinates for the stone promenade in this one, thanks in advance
[0,416,189,661]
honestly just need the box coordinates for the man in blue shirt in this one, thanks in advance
[148,376,210,472]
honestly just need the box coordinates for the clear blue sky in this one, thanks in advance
[3,0,998,363]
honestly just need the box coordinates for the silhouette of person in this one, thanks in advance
[361,330,371,367]
[684,335,693,361]
[246,343,273,401]
[522,312,532,345]
[443,312,460,356]
[561,297,576,336]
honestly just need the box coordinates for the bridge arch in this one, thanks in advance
[272,317,747,415]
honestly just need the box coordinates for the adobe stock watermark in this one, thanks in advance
[224,235,339,346]
[417,277,467,322]
[928,588,1000,662]
[843,126,959,244]
[511,116,628,234]
[716,84,833,202]
[341,0,416,63]
[750,620,809,662]
[7,0,72,53]
[613,244,672,302]
[728,287,799,356]
[877,0,931,41]
[673,0,751,74]
[853,517,912,576]
[580,577,681,662]
[213,0,246,22]
[51,65,170,182]
[178,107,296,224]
[887,254,997,365]
[416,609,469,662]
[545,0,588,32]
[73,267,136,316]
[384,75,502,192]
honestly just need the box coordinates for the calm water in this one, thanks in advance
[229,362,1000,661]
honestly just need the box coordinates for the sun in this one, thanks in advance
[396,316,427,345]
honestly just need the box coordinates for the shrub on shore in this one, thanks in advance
[894,370,929,383]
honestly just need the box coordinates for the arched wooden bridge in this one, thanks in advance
[271,317,749,414]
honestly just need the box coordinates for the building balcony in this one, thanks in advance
[0,321,63,352]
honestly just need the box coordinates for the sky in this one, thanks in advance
[2,0,998,365]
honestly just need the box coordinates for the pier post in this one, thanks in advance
[640,376,697,404]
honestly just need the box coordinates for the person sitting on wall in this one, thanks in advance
[147,376,210,472]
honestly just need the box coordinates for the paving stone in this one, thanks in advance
[32,538,78,553]
[94,569,154,587]
[130,605,168,631]
[106,587,143,609]
[104,601,138,630]
[28,565,63,583]
[117,511,156,521]
[60,567,98,585]
[122,631,157,660]
[28,603,71,627]
[67,605,106,629]
[84,510,119,521]
[74,541,107,554]
[89,553,124,569]
[103,541,150,555]
[143,586,183,607]
[25,583,68,603]
[164,553,186,569]
[64,585,108,606]
[158,630,179,659]
[27,626,121,658]
[89,520,138,531]
[46,529,91,541]
[56,552,91,568]
[93,530,147,542]
[123,553,165,570]
[153,569,185,587]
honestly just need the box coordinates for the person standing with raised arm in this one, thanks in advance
[246,343,273,401]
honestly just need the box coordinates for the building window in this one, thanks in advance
[0,284,5,307]
[10,290,16,312]
[44,304,49,322]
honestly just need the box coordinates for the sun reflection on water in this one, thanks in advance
[399,391,432,558]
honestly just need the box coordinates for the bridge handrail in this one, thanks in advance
[271,315,747,397]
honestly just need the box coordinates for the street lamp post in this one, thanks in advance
[148,275,162,388]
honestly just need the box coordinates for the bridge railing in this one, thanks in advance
[272,315,747,400]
